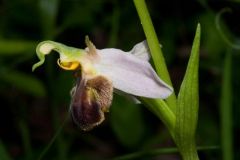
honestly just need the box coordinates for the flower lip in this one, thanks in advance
[70,75,113,131]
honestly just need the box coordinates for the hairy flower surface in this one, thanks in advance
[33,37,173,130]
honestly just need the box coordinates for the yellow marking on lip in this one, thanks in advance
[57,59,80,70]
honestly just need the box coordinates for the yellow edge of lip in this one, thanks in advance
[57,59,80,70]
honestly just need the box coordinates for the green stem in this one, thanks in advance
[220,52,233,160]
[133,0,177,113]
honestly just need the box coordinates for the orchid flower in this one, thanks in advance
[32,36,173,131]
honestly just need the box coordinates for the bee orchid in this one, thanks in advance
[32,37,173,131]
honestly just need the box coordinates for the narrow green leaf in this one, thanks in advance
[0,40,36,56]
[0,69,46,97]
[220,52,233,160]
[175,24,201,160]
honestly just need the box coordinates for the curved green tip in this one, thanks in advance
[32,45,46,72]
[32,40,85,72]
[32,59,45,72]
[32,40,56,72]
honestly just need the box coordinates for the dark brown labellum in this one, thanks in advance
[70,75,113,131]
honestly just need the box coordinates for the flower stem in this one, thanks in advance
[133,0,177,113]
[220,51,233,160]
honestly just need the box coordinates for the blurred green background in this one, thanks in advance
[0,0,239,159]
